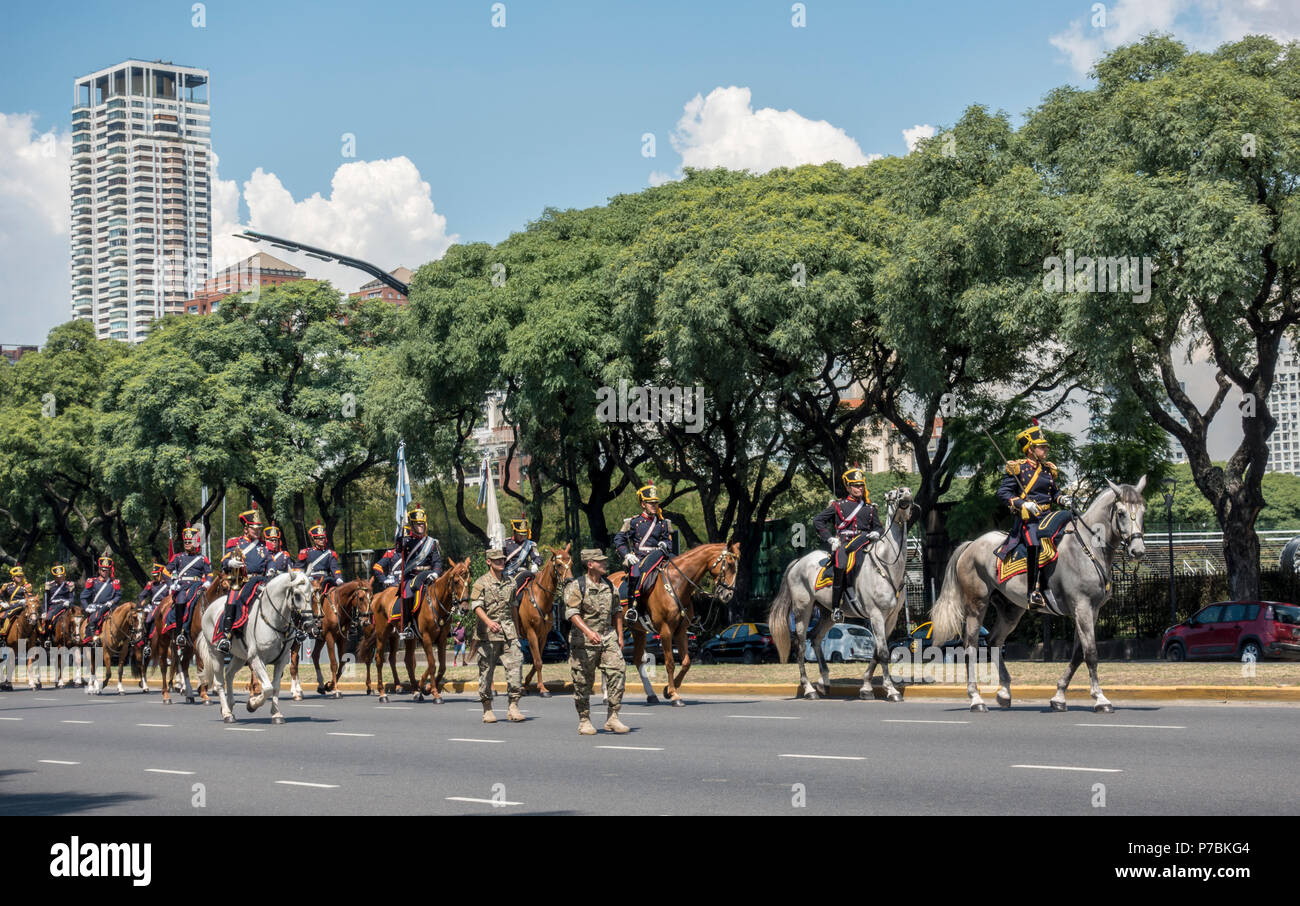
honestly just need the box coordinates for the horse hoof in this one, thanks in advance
[292,693,302,702]
[414,692,423,702]
[272,715,285,725]
[804,689,820,700]
[379,694,389,703]
[316,685,327,695]
[671,698,685,708]
[331,691,341,699]
[1050,700,1068,712]
[971,702,989,713]
[1095,702,1114,714]
[223,715,235,724]
[887,692,904,703]
[997,696,1012,710]
[646,694,659,704]
[539,690,551,699]
[163,698,172,705]
[186,696,196,704]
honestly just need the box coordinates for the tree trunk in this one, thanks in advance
[1220,493,1262,601]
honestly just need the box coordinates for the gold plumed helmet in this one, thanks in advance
[50,565,66,578]
[636,484,659,505]
[9,565,24,580]
[182,525,201,544]
[151,563,166,578]
[841,468,871,503]
[406,505,427,527]
[1016,424,1048,455]
[509,518,529,536]
[262,525,282,541]
[238,506,262,527]
[308,523,327,541]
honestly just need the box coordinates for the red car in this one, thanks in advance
[1160,600,1300,661]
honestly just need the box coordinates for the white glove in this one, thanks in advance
[829,537,840,552]
[1057,495,1073,509]
[334,577,344,586]
[624,553,638,568]
[866,531,881,542]
[658,541,672,553]
[528,563,539,574]
[1023,501,1041,517]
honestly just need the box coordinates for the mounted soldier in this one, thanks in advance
[613,484,674,620]
[503,517,542,601]
[216,507,272,654]
[811,467,884,623]
[396,505,442,641]
[81,555,122,643]
[42,565,78,636]
[164,525,212,646]
[995,423,1072,610]
[370,543,401,592]
[1,565,36,623]
[298,523,344,598]
[137,562,169,658]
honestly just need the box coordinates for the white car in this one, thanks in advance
[805,622,876,662]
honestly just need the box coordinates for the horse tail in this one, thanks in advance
[767,559,800,664]
[930,541,972,642]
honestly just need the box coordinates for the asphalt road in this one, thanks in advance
[2,683,1297,815]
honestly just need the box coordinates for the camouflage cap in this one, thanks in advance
[581,548,608,562]
[485,548,505,561]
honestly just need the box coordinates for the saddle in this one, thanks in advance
[0,605,24,636]
[812,535,871,592]
[994,510,1072,614]
[617,557,664,606]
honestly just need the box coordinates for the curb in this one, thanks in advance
[319,680,1300,702]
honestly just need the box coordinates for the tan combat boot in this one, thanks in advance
[577,714,597,735]
[482,702,498,723]
[604,708,630,734]
[506,701,525,722]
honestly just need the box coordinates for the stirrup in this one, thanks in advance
[831,608,844,624]
[1028,589,1045,609]
[399,625,415,640]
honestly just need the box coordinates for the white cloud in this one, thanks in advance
[902,123,937,153]
[669,86,881,174]
[213,155,457,292]
[0,112,71,345]
[1050,0,1300,77]
[648,170,678,187]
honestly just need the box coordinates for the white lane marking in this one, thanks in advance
[39,760,80,765]
[376,706,411,710]
[328,732,374,737]
[61,720,93,724]
[448,738,504,744]
[34,697,58,701]
[446,796,523,806]
[464,707,531,712]
[137,723,172,728]
[275,780,339,789]
[289,703,325,708]
[1074,723,1185,729]
[727,715,800,720]
[225,727,265,732]
[1012,764,1123,773]
[145,769,194,775]
[596,745,664,751]
[0,717,22,721]
[779,753,865,761]
[882,719,969,725]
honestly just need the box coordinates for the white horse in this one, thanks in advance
[197,571,314,725]
[769,487,915,701]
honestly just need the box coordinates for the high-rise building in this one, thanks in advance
[185,253,306,315]
[1267,340,1300,476]
[70,60,211,342]
[1163,381,1189,465]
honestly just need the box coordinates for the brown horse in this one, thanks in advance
[357,584,419,700]
[87,601,147,695]
[154,574,227,705]
[517,544,573,697]
[407,559,472,703]
[1,596,43,690]
[289,579,372,700]
[609,541,739,706]
[45,604,87,687]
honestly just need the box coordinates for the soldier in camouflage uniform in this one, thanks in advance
[564,548,627,736]
[470,549,525,724]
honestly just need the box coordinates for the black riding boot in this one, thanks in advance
[218,599,238,652]
[829,567,845,624]
[1025,548,1043,608]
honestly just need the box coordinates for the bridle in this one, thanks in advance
[526,551,573,616]
[1071,490,1145,594]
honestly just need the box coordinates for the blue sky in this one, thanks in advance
[2,0,1296,354]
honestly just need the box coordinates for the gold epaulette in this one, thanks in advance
[1046,461,1058,478]
[1005,459,1023,476]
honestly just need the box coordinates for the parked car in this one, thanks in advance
[622,629,699,664]
[888,621,991,655]
[804,622,876,663]
[517,629,569,663]
[700,622,779,664]
[1160,601,1300,661]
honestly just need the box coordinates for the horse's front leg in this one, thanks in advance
[863,608,902,703]
[659,619,683,707]
[631,628,657,704]
[246,652,273,713]
[268,656,288,724]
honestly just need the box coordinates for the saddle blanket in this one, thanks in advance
[813,535,871,591]
[995,510,1071,585]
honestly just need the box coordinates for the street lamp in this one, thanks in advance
[234,230,409,295]
[1161,476,1177,623]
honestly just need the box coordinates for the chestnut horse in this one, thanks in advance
[357,584,419,700]
[1,596,43,690]
[517,545,573,697]
[155,574,228,705]
[87,601,147,695]
[608,541,739,706]
[289,579,372,700]
[407,559,472,703]
[45,604,87,687]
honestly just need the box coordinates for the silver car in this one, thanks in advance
[805,622,876,663]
